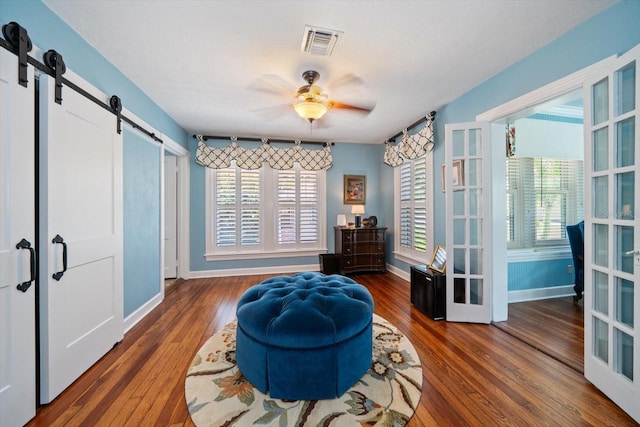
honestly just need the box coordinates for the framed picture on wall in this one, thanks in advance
[441,160,464,192]
[343,175,366,205]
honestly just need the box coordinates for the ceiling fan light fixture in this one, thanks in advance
[294,100,328,122]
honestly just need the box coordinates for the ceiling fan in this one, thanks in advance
[251,70,375,124]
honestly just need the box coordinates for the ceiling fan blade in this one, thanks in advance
[328,74,364,93]
[248,74,297,97]
[251,103,294,118]
[329,100,375,114]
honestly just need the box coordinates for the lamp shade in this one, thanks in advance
[337,214,347,226]
[351,205,365,215]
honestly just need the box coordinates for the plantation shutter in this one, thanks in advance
[399,156,428,254]
[276,167,319,245]
[215,167,261,248]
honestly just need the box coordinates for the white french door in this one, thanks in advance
[583,44,640,422]
[444,122,496,323]
[38,75,124,403]
[0,48,36,427]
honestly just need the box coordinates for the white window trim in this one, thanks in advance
[393,152,434,265]
[204,164,327,261]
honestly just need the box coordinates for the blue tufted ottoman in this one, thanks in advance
[235,272,374,400]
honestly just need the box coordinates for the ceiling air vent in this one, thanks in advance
[301,25,343,56]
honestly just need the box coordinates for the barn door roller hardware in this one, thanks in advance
[0,21,163,144]
[1,22,33,87]
[43,49,66,104]
[110,95,123,134]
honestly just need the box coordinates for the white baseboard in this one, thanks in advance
[189,263,320,279]
[386,264,409,282]
[508,284,574,303]
[124,292,163,333]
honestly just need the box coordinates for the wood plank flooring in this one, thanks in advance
[493,296,584,374]
[27,273,637,426]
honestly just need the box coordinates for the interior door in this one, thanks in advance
[0,48,36,426]
[39,75,124,403]
[583,44,640,422]
[444,122,493,323]
[164,155,177,279]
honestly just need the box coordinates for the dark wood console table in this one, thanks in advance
[334,226,387,274]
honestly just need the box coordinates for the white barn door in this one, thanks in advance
[583,44,640,422]
[39,75,124,403]
[0,47,36,427]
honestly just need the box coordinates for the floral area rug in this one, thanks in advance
[185,314,423,426]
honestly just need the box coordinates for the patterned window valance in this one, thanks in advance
[195,135,333,171]
[384,113,435,167]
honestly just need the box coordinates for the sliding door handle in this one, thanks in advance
[16,238,35,292]
[52,234,67,281]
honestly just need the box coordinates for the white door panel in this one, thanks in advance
[0,48,36,426]
[164,155,178,279]
[583,44,639,422]
[39,75,123,403]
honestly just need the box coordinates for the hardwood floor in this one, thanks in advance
[27,273,637,426]
[493,296,584,374]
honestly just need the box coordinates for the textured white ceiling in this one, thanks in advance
[42,0,615,144]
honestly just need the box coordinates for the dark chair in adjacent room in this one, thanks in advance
[567,221,584,302]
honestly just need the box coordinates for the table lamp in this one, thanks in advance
[351,205,365,228]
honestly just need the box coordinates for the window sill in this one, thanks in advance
[205,248,328,262]
[393,251,427,267]
[507,247,572,262]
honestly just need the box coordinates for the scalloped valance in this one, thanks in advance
[383,114,435,167]
[195,136,333,171]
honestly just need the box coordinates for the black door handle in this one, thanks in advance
[52,234,67,281]
[16,238,35,292]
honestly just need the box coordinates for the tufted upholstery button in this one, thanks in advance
[235,272,374,400]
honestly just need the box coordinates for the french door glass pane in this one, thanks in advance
[593,127,609,172]
[616,276,634,328]
[616,117,635,168]
[615,225,634,274]
[469,248,483,274]
[593,176,609,218]
[469,218,482,245]
[454,219,465,244]
[593,223,609,267]
[616,172,634,220]
[453,130,465,157]
[454,278,466,303]
[593,78,609,125]
[453,191,465,215]
[468,159,481,187]
[468,129,481,156]
[594,317,609,363]
[454,248,466,273]
[470,279,483,305]
[615,329,634,381]
[594,270,609,315]
[469,188,481,216]
[618,62,636,115]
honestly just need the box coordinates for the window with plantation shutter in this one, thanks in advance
[394,154,433,264]
[276,168,319,246]
[506,157,583,249]
[205,162,326,259]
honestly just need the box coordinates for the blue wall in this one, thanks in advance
[384,1,640,284]
[123,129,161,317]
[189,138,385,272]
[1,0,188,317]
